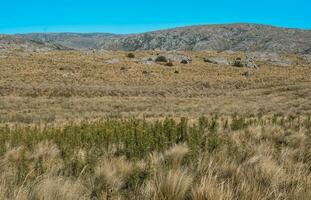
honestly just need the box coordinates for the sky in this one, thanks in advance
[1,0,310,34]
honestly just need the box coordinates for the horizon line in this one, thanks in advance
[1,22,311,35]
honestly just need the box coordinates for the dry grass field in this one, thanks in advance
[0,50,311,124]
[1,50,311,199]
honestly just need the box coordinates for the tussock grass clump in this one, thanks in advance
[164,143,189,166]
[93,156,133,198]
[0,115,311,199]
[143,169,193,200]
[30,176,90,200]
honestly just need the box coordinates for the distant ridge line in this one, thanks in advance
[1,23,310,54]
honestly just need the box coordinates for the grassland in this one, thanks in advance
[0,50,311,124]
[0,50,311,199]
[1,116,311,199]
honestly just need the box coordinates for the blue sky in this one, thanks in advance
[1,0,310,34]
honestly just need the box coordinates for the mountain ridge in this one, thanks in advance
[2,23,311,54]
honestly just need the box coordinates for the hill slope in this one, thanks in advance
[0,35,69,52]
[18,33,118,50]
[18,24,311,54]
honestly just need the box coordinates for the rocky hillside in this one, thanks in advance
[0,35,69,52]
[99,24,311,53]
[17,24,311,54]
[18,33,118,50]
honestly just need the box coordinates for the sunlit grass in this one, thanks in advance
[0,115,311,199]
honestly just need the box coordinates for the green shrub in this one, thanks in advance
[155,55,168,63]
[127,53,135,58]
[231,117,247,131]
[165,62,174,67]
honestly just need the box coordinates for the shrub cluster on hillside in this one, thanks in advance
[0,115,311,199]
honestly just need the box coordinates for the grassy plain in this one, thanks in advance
[0,50,311,199]
[0,50,311,124]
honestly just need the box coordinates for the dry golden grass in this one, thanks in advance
[0,50,311,124]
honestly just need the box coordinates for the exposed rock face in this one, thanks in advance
[98,24,311,54]
[247,52,291,67]
[17,24,311,54]
[204,57,230,65]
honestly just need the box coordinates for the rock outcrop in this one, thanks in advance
[247,52,291,67]
[204,57,230,65]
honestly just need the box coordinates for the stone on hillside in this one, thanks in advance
[301,54,311,64]
[154,54,192,63]
[165,54,191,63]
[245,61,258,68]
[137,57,156,65]
[180,59,189,64]
[247,52,291,67]
[204,57,230,65]
[140,60,154,65]
[106,58,120,64]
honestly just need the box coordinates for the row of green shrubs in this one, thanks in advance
[0,115,310,180]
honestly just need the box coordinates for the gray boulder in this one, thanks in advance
[301,54,311,64]
[204,57,230,65]
[106,58,120,64]
[136,57,155,65]
[164,54,191,63]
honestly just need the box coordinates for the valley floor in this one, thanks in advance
[0,50,311,124]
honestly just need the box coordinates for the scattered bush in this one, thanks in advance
[155,55,168,63]
[165,61,174,66]
[231,117,248,130]
[127,53,135,58]
[232,57,244,67]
